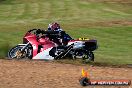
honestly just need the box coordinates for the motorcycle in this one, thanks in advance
[8,29,98,61]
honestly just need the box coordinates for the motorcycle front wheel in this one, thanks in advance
[8,45,32,59]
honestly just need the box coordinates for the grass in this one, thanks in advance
[0,43,10,58]
[0,0,132,65]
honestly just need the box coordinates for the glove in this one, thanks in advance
[36,29,42,34]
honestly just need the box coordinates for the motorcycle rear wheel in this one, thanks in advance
[82,51,94,62]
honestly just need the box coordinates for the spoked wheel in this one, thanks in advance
[8,45,32,59]
[83,51,94,62]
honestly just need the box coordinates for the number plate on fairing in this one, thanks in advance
[78,38,89,41]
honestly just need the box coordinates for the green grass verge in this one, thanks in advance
[0,43,11,58]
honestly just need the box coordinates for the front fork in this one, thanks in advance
[13,43,31,59]
[20,42,30,52]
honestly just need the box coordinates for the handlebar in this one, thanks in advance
[28,29,65,35]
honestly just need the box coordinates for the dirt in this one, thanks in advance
[0,59,132,88]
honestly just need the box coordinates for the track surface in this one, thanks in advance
[0,59,132,88]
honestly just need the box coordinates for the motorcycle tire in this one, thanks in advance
[83,51,94,62]
[8,45,32,59]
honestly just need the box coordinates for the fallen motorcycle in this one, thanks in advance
[8,29,98,61]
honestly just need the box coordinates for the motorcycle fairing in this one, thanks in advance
[68,40,85,49]
[32,47,54,60]
[24,32,40,57]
